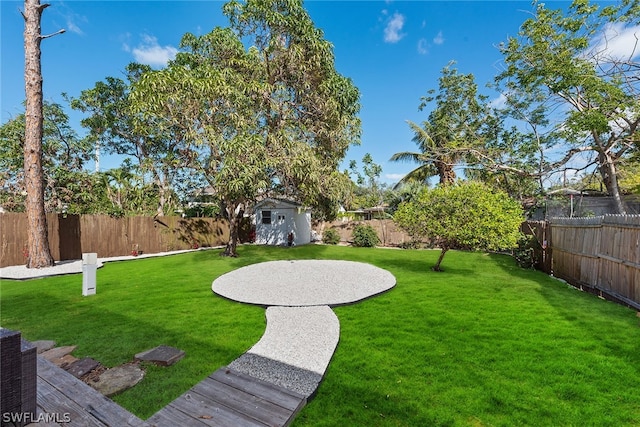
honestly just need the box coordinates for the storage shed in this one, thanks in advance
[254,198,311,246]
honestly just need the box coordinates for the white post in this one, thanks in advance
[82,253,98,296]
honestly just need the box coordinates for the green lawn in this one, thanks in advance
[2,245,639,426]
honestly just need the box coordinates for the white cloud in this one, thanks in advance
[588,22,640,61]
[417,38,428,55]
[433,31,445,45]
[384,12,406,43]
[608,107,637,134]
[128,34,178,67]
[385,173,406,182]
[52,3,86,35]
[489,93,508,109]
[64,15,85,35]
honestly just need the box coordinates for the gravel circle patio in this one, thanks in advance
[212,259,396,307]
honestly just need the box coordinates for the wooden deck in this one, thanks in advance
[29,357,306,427]
[32,356,149,427]
[148,367,307,427]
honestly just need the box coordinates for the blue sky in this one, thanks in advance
[0,1,573,184]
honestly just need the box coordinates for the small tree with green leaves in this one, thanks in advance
[394,181,523,271]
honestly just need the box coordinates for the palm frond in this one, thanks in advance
[389,151,427,163]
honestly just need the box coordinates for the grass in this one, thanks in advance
[2,245,639,425]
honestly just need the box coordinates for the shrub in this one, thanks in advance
[513,234,540,269]
[398,239,423,249]
[351,224,380,247]
[322,228,341,245]
[394,181,523,271]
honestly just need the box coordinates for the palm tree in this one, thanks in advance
[390,120,458,187]
[392,62,486,189]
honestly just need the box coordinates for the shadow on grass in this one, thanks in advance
[373,249,475,277]
[209,243,470,277]
[224,244,334,268]
[485,251,640,367]
[296,378,452,427]
[486,250,638,317]
[2,284,265,419]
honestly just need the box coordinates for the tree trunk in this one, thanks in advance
[432,247,449,272]
[436,161,456,186]
[156,179,166,217]
[222,202,241,257]
[23,0,54,268]
[153,169,170,217]
[598,151,627,215]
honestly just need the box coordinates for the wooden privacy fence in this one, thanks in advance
[5,212,638,307]
[0,213,245,267]
[317,219,411,246]
[547,215,640,308]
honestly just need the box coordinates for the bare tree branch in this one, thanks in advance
[40,29,65,39]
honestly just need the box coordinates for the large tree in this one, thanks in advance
[394,181,523,271]
[22,0,64,268]
[70,63,185,216]
[132,0,360,256]
[1,101,93,213]
[223,0,360,207]
[131,27,270,256]
[391,63,486,187]
[496,0,640,214]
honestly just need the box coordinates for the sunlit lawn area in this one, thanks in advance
[2,245,639,425]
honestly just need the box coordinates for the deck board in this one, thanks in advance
[146,404,212,427]
[149,367,306,427]
[209,368,305,412]
[31,357,149,427]
[36,378,106,427]
[28,358,306,427]
[190,379,288,425]
[152,388,265,427]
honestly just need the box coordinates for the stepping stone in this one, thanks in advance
[40,345,77,362]
[66,357,100,379]
[135,345,185,366]
[31,340,56,354]
[54,354,79,369]
[90,364,145,397]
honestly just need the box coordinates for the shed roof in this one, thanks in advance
[254,198,307,209]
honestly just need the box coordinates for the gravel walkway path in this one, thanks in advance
[3,253,396,401]
[213,259,396,398]
[229,306,339,396]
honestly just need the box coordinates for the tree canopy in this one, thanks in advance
[70,63,187,216]
[394,181,524,271]
[1,101,90,211]
[130,0,361,256]
[495,0,640,213]
[391,63,486,187]
[393,1,639,212]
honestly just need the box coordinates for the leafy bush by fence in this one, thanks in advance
[321,228,340,245]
